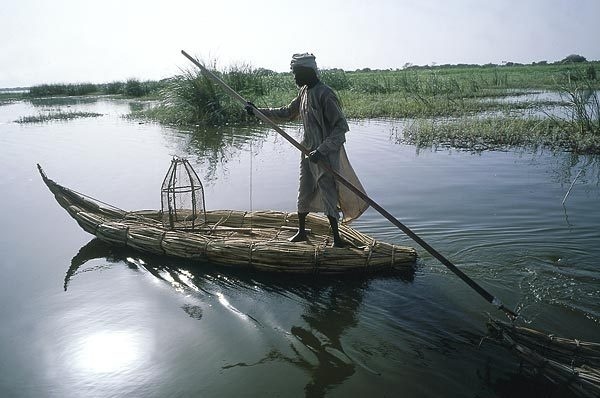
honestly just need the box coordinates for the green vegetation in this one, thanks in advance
[15,111,103,123]
[25,79,165,98]
[134,60,599,121]
[135,64,271,126]
[9,55,600,153]
[126,59,599,153]
[28,83,98,97]
[402,117,599,153]
[554,67,600,137]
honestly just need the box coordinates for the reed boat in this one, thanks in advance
[38,164,417,273]
[487,319,600,398]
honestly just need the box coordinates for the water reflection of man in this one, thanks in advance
[246,53,368,247]
[290,281,362,396]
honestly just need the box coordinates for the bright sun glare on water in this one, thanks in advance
[74,331,144,374]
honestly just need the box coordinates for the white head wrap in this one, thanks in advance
[290,53,318,73]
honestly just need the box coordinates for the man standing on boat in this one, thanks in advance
[246,53,368,247]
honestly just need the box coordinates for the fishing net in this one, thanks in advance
[161,157,206,230]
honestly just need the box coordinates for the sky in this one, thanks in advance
[1,0,599,88]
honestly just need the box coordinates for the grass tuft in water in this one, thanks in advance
[16,111,104,124]
[402,116,600,153]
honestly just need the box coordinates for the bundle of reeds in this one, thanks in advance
[38,165,417,274]
[487,319,600,398]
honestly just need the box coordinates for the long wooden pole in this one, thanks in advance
[181,50,517,319]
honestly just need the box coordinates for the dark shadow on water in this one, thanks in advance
[217,276,373,397]
[289,282,362,397]
[473,343,582,398]
[65,239,134,291]
[487,372,579,398]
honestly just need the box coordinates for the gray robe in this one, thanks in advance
[258,82,368,223]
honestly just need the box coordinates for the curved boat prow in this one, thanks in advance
[37,163,73,200]
[37,163,56,192]
[37,163,47,181]
[37,164,127,222]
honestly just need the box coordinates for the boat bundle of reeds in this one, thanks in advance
[39,165,417,273]
[487,319,600,398]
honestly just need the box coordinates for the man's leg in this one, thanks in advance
[291,157,315,243]
[289,212,309,242]
[327,215,347,248]
[315,163,347,247]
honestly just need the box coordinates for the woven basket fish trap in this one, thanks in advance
[161,157,206,231]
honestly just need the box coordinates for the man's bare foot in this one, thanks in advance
[289,230,308,243]
[332,239,349,248]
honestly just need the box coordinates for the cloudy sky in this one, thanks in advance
[1,0,599,88]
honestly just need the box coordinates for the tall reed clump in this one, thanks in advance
[557,65,600,137]
[143,64,265,126]
[158,69,224,125]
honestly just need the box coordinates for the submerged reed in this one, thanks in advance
[16,111,103,123]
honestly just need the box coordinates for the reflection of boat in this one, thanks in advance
[64,237,413,394]
[39,165,417,273]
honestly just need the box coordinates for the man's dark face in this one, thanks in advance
[292,66,315,87]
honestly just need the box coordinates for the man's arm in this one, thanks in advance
[256,91,301,122]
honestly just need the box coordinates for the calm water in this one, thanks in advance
[0,97,598,398]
